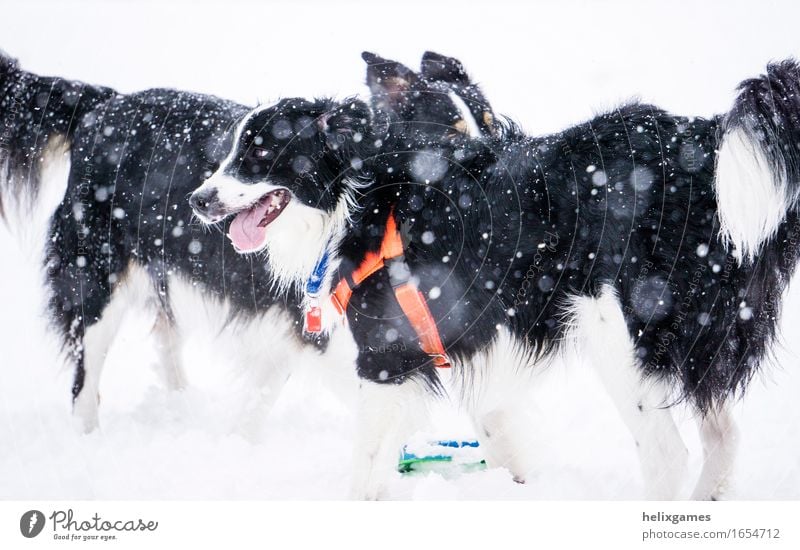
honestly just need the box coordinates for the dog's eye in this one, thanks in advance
[251,147,272,159]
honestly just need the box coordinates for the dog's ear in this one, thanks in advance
[420,51,470,85]
[421,51,500,137]
[362,51,418,117]
[317,99,376,168]
[318,98,371,136]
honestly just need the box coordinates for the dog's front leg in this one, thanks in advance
[349,379,430,500]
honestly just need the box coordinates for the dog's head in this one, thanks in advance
[362,50,499,139]
[190,97,375,288]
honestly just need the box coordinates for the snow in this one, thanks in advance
[1,0,799,499]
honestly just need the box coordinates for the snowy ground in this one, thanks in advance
[1,0,799,499]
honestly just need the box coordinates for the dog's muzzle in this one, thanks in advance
[190,187,227,222]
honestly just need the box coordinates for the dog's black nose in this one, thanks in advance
[190,188,219,217]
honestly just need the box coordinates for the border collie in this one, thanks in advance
[191,57,800,500]
[1,50,498,433]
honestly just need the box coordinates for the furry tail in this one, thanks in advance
[715,59,800,263]
[0,51,114,221]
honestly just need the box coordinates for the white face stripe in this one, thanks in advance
[448,90,482,138]
[217,103,275,174]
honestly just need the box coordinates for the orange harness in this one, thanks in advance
[328,213,450,368]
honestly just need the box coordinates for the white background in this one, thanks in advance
[0,0,798,500]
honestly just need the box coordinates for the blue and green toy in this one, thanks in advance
[398,440,486,476]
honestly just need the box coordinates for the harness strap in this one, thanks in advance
[330,211,450,368]
[393,284,450,368]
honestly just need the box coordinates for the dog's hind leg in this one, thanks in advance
[607,377,688,500]
[350,380,430,500]
[71,287,131,433]
[572,287,688,499]
[70,264,153,432]
[691,403,739,500]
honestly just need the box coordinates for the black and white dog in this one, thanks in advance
[191,57,800,500]
[0,50,498,432]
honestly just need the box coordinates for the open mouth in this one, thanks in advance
[227,188,291,252]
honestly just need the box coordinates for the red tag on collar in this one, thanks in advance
[305,305,322,333]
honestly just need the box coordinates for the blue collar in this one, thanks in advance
[305,249,330,297]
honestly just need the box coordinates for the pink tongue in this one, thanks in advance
[228,199,270,252]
